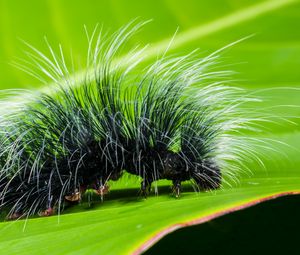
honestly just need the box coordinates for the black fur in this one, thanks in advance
[0,23,246,218]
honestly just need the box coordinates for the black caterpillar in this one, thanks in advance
[0,22,261,219]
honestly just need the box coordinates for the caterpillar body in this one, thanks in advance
[0,22,262,219]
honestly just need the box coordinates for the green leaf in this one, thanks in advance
[0,0,300,254]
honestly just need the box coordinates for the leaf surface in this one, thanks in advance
[0,1,300,254]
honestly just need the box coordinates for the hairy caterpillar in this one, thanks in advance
[0,21,263,219]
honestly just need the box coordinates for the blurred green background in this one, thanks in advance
[1,0,300,90]
[0,0,300,254]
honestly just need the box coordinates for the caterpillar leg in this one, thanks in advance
[172,180,181,198]
[7,202,24,220]
[140,179,152,198]
[65,185,88,203]
[173,180,181,198]
[39,196,55,217]
[40,207,54,217]
[7,210,23,220]
[65,188,82,202]
[94,184,109,196]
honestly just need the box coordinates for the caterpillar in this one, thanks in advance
[0,21,263,219]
